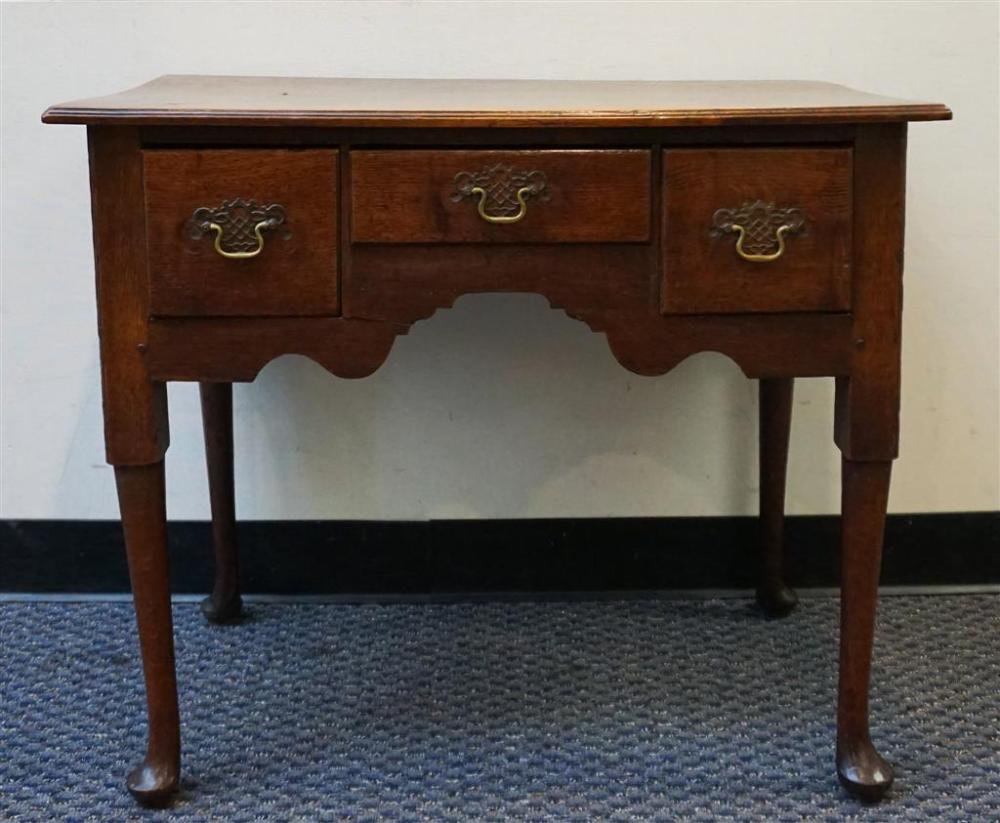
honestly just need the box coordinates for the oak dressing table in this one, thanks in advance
[43,76,950,806]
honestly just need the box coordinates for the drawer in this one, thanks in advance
[144,149,338,316]
[351,150,651,243]
[661,148,852,314]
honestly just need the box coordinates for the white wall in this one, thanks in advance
[2,1,997,521]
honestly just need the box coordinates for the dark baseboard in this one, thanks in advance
[1,513,997,595]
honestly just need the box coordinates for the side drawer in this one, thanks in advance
[144,149,339,316]
[662,148,852,314]
[351,149,651,243]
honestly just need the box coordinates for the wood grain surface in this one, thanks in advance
[143,149,339,316]
[351,150,650,243]
[662,148,852,314]
[44,76,951,128]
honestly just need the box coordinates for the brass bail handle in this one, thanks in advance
[729,223,793,263]
[471,185,532,224]
[207,220,269,260]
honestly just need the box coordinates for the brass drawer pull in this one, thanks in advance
[730,222,792,262]
[187,199,287,260]
[207,220,267,259]
[712,200,805,263]
[471,185,531,224]
[453,164,548,225]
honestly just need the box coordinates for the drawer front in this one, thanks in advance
[351,150,651,243]
[144,149,338,316]
[662,148,852,314]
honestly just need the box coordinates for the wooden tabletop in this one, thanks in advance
[43,75,950,128]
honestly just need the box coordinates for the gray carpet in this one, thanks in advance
[1,594,998,821]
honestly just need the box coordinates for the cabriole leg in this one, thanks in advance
[836,457,894,801]
[757,377,798,616]
[115,461,180,806]
[199,382,244,623]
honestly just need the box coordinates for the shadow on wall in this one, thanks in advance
[226,293,762,520]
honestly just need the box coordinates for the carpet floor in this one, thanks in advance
[1,594,998,821]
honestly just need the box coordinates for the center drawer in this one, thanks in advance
[351,150,651,244]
